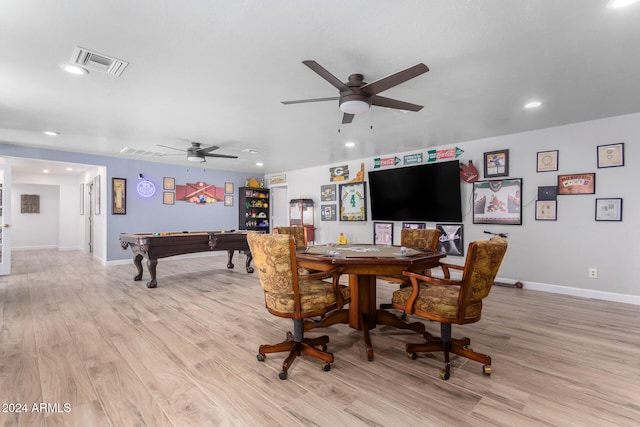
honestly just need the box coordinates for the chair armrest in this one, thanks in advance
[438,261,464,279]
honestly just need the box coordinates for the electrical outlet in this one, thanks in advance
[589,268,598,279]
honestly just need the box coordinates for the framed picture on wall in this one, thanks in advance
[472,179,522,225]
[536,150,559,172]
[339,182,367,221]
[557,173,595,195]
[374,222,393,245]
[402,222,426,229]
[224,182,234,194]
[163,177,175,190]
[535,200,557,221]
[435,224,464,256]
[597,143,624,168]
[224,195,233,207]
[484,149,509,178]
[112,178,126,215]
[321,204,336,221]
[321,184,337,201]
[163,192,175,205]
[595,198,622,221]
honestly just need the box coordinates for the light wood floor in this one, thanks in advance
[1,249,639,426]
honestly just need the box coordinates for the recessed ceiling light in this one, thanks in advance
[607,0,639,9]
[43,169,50,174]
[43,130,59,136]
[61,64,89,75]
[66,167,73,171]
[241,148,260,154]
[524,101,542,109]
[256,162,264,166]
[345,142,356,147]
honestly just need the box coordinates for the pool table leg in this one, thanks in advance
[245,251,254,273]
[226,250,235,269]
[146,258,158,288]
[132,254,144,281]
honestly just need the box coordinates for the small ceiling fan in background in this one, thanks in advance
[158,142,238,162]
[282,60,429,124]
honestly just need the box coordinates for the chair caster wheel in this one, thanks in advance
[439,369,450,380]
[407,352,417,360]
[321,344,328,351]
[278,372,287,380]
[257,353,266,362]
[483,365,491,376]
[323,363,331,372]
[400,313,407,320]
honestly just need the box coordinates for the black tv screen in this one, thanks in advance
[368,160,462,222]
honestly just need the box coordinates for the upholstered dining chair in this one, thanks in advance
[273,226,307,248]
[379,228,441,310]
[391,237,508,380]
[247,233,350,380]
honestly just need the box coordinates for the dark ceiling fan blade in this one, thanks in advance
[157,144,186,152]
[203,153,239,159]
[371,95,424,112]
[342,113,355,124]
[302,60,349,91]
[281,96,340,105]
[361,63,429,96]
[198,145,220,154]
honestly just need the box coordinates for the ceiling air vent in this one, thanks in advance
[70,46,129,76]
[120,147,164,157]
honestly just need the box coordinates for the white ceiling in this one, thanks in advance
[1,0,640,175]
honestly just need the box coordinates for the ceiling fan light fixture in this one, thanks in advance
[339,94,371,114]
[187,155,205,162]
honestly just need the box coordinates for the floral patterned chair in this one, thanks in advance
[379,228,441,310]
[391,237,508,380]
[272,226,307,248]
[247,233,350,380]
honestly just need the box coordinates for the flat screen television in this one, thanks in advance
[368,160,462,222]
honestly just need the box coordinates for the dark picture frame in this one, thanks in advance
[339,182,367,221]
[321,184,337,201]
[402,222,426,229]
[595,198,622,221]
[224,195,233,207]
[163,192,175,205]
[535,200,557,221]
[472,178,522,225]
[537,150,559,172]
[436,223,464,256]
[597,143,624,168]
[321,204,336,221]
[373,222,394,245]
[484,149,509,178]
[163,177,175,190]
[112,177,126,215]
[224,182,234,194]
[557,173,595,195]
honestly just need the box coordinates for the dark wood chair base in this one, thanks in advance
[257,331,333,379]
[406,330,491,380]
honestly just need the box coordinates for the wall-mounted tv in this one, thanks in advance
[368,160,462,222]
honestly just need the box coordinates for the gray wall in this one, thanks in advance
[267,112,639,303]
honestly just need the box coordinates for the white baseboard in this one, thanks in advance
[519,279,640,306]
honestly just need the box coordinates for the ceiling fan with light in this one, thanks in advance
[282,60,429,124]
[158,142,238,162]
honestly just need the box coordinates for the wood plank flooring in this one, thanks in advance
[1,249,639,426]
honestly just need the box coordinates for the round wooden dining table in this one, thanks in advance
[296,244,446,361]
